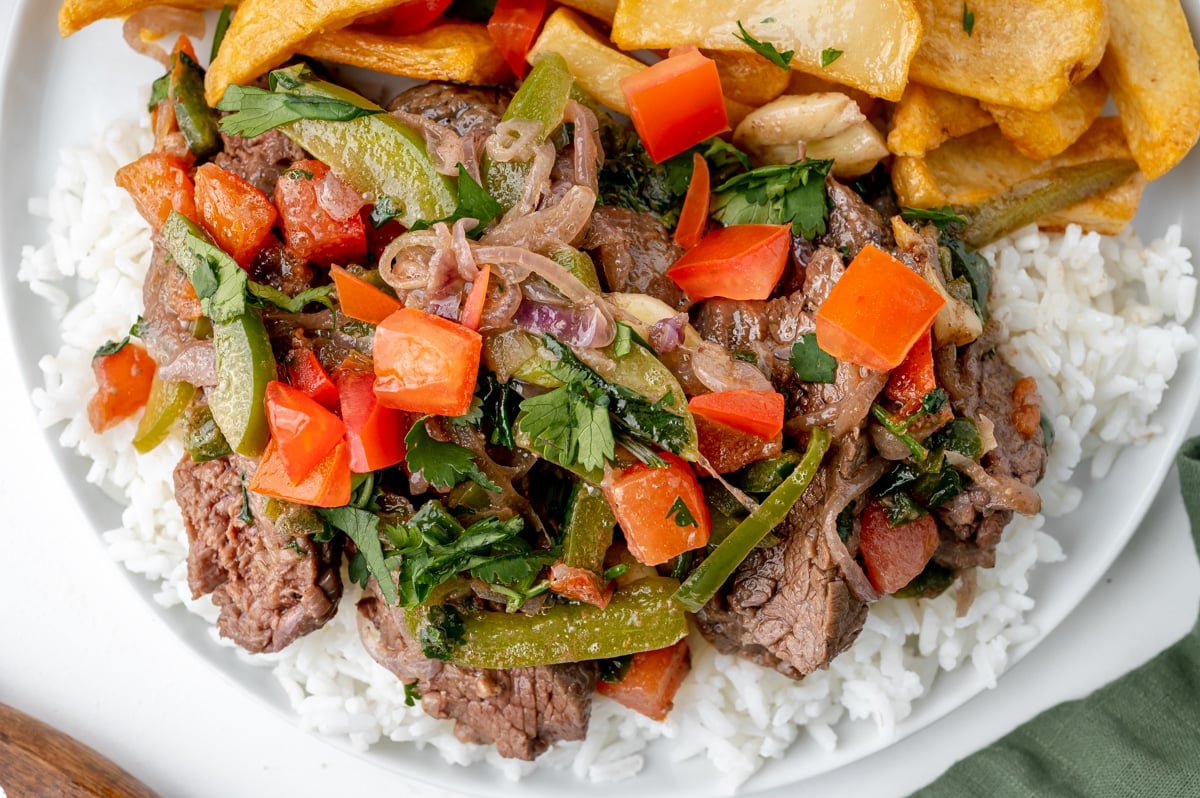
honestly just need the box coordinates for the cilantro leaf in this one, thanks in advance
[217,65,381,138]
[710,159,832,239]
[318,506,399,605]
[370,195,403,228]
[820,48,844,68]
[247,281,334,313]
[900,205,969,229]
[666,496,699,528]
[210,4,233,62]
[733,21,794,70]
[790,334,837,383]
[407,164,503,237]
[93,337,129,359]
[962,2,975,35]
[403,682,421,706]
[518,382,615,473]
[418,604,466,660]
[404,418,500,493]
[161,211,247,323]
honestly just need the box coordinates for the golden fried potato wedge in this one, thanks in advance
[708,50,791,108]
[908,0,1108,111]
[58,0,231,37]
[887,83,992,157]
[527,7,644,114]
[299,23,509,85]
[1099,0,1200,179]
[205,0,404,107]
[896,118,1145,234]
[555,0,617,25]
[610,0,923,101]
[984,70,1108,160]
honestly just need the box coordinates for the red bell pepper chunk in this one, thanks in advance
[666,223,790,301]
[372,0,455,35]
[858,499,940,595]
[286,348,340,410]
[88,340,156,433]
[329,265,402,325]
[487,0,548,78]
[673,152,711,250]
[547,560,613,609]
[603,452,710,566]
[274,160,367,266]
[115,152,199,231]
[884,327,936,417]
[194,163,279,268]
[620,49,728,163]
[815,244,945,372]
[337,366,412,473]
[596,640,691,721]
[459,264,490,331]
[248,437,352,508]
[688,389,785,441]
[264,381,347,483]
[373,308,482,417]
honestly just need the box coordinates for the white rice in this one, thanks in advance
[19,118,1197,791]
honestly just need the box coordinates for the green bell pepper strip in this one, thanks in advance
[550,246,602,293]
[184,401,232,462]
[170,52,221,160]
[408,576,687,668]
[270,67,456,229]
[733,450,803,494]
[132,376,196,453]
[561,481,615,573]
[210,311,274,457]
[674,428,831,613]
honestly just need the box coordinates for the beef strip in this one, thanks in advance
[818,177,891,258]
[213,128,306,197]
[694,454,868,679]
[249,239,315,296]
[583,206,690,310]
[357,584,594,760]
[933,326,1048,569]
[174,454,342,653]
[387,83,511,136]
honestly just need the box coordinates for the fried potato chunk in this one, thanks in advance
[1099,0,1200,179]
[894,118,1146,234]
[610,0,923,101]
[58,0,230,37]
[555,0,617,25]
[708,50,791,108]
[204,0,404,107]
[908,0,1108,111]
[887,83,993,157]
[527,7,644,114]
[984,70,1108,160]
[299,23,508,85]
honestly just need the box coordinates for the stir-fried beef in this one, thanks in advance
[213,128,306,197]
[584,206,690,310]
[933,327,1048,569]
[694,463,868,679]
[820,177,891,258]
[248,240,315,297]
[388,83,511,136]
[357,584,595,760]
[174,454,342,653]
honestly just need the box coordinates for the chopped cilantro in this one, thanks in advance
[217,64,381,138]
[370,195,401,228]
[418,604,466,660]
[283,168,314,181]
[238,477,254,524]
[962,2,975,35]
[733,21,794,70]
[404,418,500,493]
[162,212,248,324]
[318,506,400,605]
[733,350,758,364]
[247,282,334,313]
[710,159,832,239]
[447,398,484,427]
[93,337,129,359]
[790,335,837,383]
[403,682,421,706]
[666,496,699,529]
[407,164,502,237]
[820,48,844,68]
[900,205,969,229]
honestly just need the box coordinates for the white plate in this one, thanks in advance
[1,3,1198,796]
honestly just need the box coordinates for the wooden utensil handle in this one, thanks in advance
[0,703,157,797]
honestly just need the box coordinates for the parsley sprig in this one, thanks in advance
[710,159,833,239]
[733,21,794,70]
[217,64,381,138]
[404,417,501,493]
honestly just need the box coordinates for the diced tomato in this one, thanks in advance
[688,389,785,440]
[815,244,945,372]
[673,152,711,249]
[273,160,367,266]
[248,436,352,508]
[596,640,691,722]
[666,224,790,301]
[884,327,936,417]
[264,381,346,483]
[115,152,199,230]
[547,560,613,609]
[692,414,782,474]
[286,348,340,410]
[459,264,491,331]
[194,163,279,268]
[373,308,482,417]
[620,49,728,163]
[603,452,710,566]
[487,0,548,78]
[329,265,402,325]
[858,499,940,595]
[1011,376,1042,438]
[337,366,412,473]
[87,340,157,433]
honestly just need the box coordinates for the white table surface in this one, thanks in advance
[1,6,1197,798]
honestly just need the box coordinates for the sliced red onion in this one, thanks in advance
[691,340,774,392]
[123,8,205,68]
[512,300,615,348]
[449,218,479,281]
[649,313,688,354]
[564,100,602,194]
[945,451,1042,515]
[158,340,217,387]
[473,245,596,305]
[390,110,471,179]
[317,169,365,221]
[485,119,542,163]
[482,185,595,252]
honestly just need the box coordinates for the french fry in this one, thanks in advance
[708,50,791,108]
[610,0,922,101]
[896,118,1146,234]
[58,0,231,37]
[555,0,617,25]
[887,83,993,157]
[1099,0,1200,179]
[908,0,1108,111]
[527,7,644,114]
[204,0,405,107]
[984,70,1108,161]
[299,23,509,85]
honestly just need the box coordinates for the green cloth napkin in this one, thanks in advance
[912,437,1200,797]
